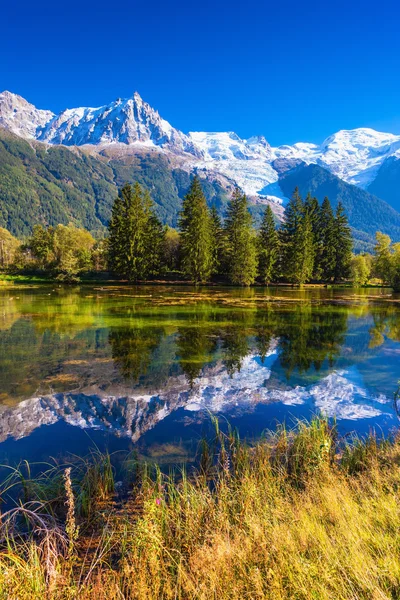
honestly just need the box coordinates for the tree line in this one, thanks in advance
[108,177,353,285]
[2,176,400,289]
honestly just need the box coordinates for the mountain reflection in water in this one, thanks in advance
[0,286,399,452]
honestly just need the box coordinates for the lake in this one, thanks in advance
[0,284,399,468]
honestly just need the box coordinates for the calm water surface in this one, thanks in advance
[0,284,399,467]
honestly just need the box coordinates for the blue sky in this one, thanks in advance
[2,0,400,145]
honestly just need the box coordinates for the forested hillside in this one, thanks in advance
[368,156,400,213]
[278,163,400,250]
[0,129,229,237]
[2,126,400,252]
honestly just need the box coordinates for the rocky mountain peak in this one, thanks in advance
[0,90,54,139]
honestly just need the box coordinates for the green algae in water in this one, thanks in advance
[0,284,399,461]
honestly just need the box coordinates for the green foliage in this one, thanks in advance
[19,223,95,280]
[29,225,55,269]
[279,162,400,247]
[0,131,229,237]
[224,188,258,286]
[372,232,400,291]
[279,191,353,284]
[52,224,95,280]
[0,227,20,268]
[280,188,315,284]
[318,197,336,281]
[373,232,393,283]
[351,253,372,286]
[163,227,180,272]
[210,205,225,278]
[392,244,400,292]
[108,183,165,282]
[334,201,353,281]
[179,176,214,283]
[258,205,279,284]
[0,130,116,237]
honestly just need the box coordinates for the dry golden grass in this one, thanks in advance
[1,418,400,599]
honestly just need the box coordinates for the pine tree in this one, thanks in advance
[258,205,279,284]
[179,176,213,283]
[146,213,166,277]
[108,191,125,276]
[225,188,258,286]
[319,197,336,282]
[293,211,315,284]
[280,187,304,281]
[108,183,163,281]
[210,204,224,278]
[280,188,314,284]
[304,193,321,279]
[333,202,353,282]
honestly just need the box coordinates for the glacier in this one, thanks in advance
[2,89,400,202]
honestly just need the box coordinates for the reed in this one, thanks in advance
[1,417,400,599]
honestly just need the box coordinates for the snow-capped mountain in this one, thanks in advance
[275,128,400,188]
[0,90,201,157]
[190,128,400,202]
[190,131,282,200]
[2,89,400,204]
[0,91,55,139]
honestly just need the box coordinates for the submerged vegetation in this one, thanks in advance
[1,417,400,598]
[0,285,399,403]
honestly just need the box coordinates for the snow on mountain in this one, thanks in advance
[0,347,390,443]
[0,91,55,139]
[190,128,400,200]
[2,89,400,202]
[0,90,201,157]
[276,128,400,188]
[38,91,201,156]
[189,131,284,203]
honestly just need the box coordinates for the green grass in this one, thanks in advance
[1,417,400,599]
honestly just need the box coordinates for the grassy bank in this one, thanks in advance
[1,418,400,599]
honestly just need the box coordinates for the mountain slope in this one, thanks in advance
[190,127,400,202]
[367,156,400,214]
[2,90,400,243]
[0,129,229,237]
[278,163,400,248]
[0,91,55,139]
[3,90,400,208]
[0,90,201,156]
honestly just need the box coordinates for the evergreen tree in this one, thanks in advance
[319,197,336,282]
[210,204,224,277]
[224,188,258,286]
[333,202,353,282]
[179,176,213,283]
[293,211,315,284]
[280,188,314,284]
[258,205,279,284]
[146,212,166,277]
[280,187,304,281]
[304,193,321,279]
[108,182,163,281]
[108,191,125,276]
